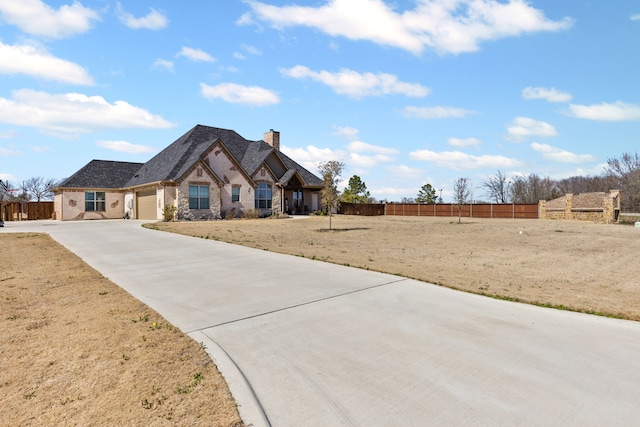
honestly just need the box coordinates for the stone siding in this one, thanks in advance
[539,190,620,223]
[177,166,221,220]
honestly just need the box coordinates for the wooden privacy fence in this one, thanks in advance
[339,202,386,216]
[340,202,539,219]
[1,201,54,221]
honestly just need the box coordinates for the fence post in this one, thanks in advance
[470,203,473,218]
[418,203,420,217]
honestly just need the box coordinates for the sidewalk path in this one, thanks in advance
[6,220,640,426]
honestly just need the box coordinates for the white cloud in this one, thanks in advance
[506,117,558,141]
[0,41,93,85]
[0,0,100,39]
[403,106,476,119]
[0,173,18,183]
[347,140,398,155]
[0,129,17,139]
[448,137,481,147]
[522,86,572,103]
[96,140,156,154]
[531,142,595,164]
[566,102,640,121]
[349,153,395,168]
[236,12,254,26]
[200,83,279,106]
[152,58,174,72]
[28,145,49,153]
[177,46,215,62]
[332,126,359,140]
[233,46,262,60]
[117,4,168,30]
[281,144,345,172]
[245,0,572,55]
[280,65,430,98]
[344,140,398,167]
[410,149,520,170]
[630,14,640,21]
[241,44,262,55]
[349,152,395,167]
[372,186,417,198]
[387,164,424,180]
[0,146,21,156]
[0,89,174,135]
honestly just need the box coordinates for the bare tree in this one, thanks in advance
[0,179,15,201]
[25,176,56,201]
[510,174,559,203]
[453,177,472,223]
[606,152,640,212]
[15,181,30,201]
[482,170,510,203]
[317,160,345,230]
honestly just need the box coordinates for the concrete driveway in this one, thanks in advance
[5,220,640,426]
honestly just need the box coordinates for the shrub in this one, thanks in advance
[241,209,259,219]
[162,205,177,222]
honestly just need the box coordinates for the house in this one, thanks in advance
[53,125,325,220]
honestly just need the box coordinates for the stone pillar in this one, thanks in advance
[539,200,546,220]
[565,193,573,220]
[603,192,614,223]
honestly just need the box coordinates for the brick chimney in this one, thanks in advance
[264,129,280,151]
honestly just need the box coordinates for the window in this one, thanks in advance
[85,191,106,212]
[189,185,209,209]
[231,185,240,203]
[293,190,303,210]
[254,183,272,209]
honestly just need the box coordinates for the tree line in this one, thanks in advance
[319,151,640,215]
[0,177,58,202]
[480,152,640,212]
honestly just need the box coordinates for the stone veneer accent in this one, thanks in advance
[539,190,620,223]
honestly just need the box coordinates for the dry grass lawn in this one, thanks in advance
[0,233,244,427]
[3,215,639,425]
[148,215,640,321]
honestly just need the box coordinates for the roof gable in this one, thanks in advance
[125,125,248,187]
[277,151,324,187]
[205,140,255,186]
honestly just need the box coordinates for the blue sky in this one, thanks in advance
[0,0,638,202]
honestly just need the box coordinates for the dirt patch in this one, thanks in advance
[0,233,244,427]
[148,215,640,321]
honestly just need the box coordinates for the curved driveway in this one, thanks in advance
[6,220,640,426]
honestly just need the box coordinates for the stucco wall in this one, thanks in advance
[162,186,177,220]
[206,146,254,215]
[54,192,63,220]
[58,190,124,220]
[124,193,134,218]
